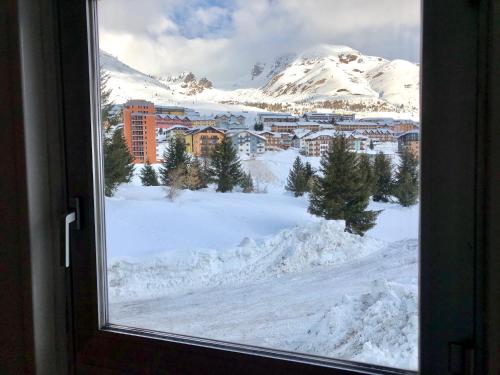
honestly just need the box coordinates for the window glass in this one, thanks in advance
[97,0,420,370]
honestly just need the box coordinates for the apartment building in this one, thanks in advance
[258,131,292,150]
[123,99,157,163]
[227,130,266,157]
[270,121,321,133]
[184,126,225,157]
[398,130,420,158]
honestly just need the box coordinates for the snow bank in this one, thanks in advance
[108,220,384,302]
[292,279,418,369]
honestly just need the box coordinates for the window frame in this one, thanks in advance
[56,0,492,373]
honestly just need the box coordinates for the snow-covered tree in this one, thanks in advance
[209,137,243,192]
[308,136,379,236]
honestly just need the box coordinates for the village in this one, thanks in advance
[119,99,420,165]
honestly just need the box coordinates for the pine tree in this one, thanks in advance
[304,161,315,192]
[240,172,254,193]
[104,128,135,196]
[100,68,114,126]
[285,157,308,197]
[358,154,375,196]
[373,152,393,202]
[308,136,379,236]
[369,139,374,150]
[199,156,212,187]
[159,136,190,185]
[254,122,264,131]
[185,158,204,190]
[394,149,419,207]
[209,137,243,192]
[139,161,159,186]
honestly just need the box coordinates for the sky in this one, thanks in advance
[98,0,420,84]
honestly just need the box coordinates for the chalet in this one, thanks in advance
[258,131,292,150]
[397,130,420,158]
[163,125,190,139]
[184,126,225,157]
[227,130,266,157]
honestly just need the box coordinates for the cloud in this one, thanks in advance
[98,0,420,84]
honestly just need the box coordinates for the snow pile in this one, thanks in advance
[107,220,384,302]
[292,279,418,369]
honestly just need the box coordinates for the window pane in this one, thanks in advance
[97,0,420,370]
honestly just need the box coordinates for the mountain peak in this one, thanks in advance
[298,44,359,60]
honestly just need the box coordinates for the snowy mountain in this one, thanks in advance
[100,45,419,111]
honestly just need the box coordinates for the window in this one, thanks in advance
[55,0,494,373]
[95,0,422,371]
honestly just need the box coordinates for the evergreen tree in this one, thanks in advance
[159,136,190,185]
[104,128,134,196]
[240,172,254,193]
[308,136,379,236]
[254,122,264,131]
[373,152,393,202]
[369,139,374,150]
[394,149,419,207]
[209,137,243,192]
[100,68,114,126]
[199,156,212,187]
[185,158,204,190]
[358,154,375,196]
[285,157,308,197]
[304,161,315,192]
[139,161,159,186]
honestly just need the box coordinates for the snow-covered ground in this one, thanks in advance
[105,149,419,370]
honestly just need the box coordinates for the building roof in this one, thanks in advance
[124,99,154,107]
[336,120,384,127]
[164,125,190,132]
[398,130,420,139]
[227,130,267,141]
[184,126,226,135]
[156,114,191,121]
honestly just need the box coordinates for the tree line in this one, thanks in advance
[286,136,419,236]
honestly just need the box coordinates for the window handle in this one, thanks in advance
[63,197,81,268]
[64,212,76,268]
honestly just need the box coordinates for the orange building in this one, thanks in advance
[184,126,225,157]
[123,100,157,163]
